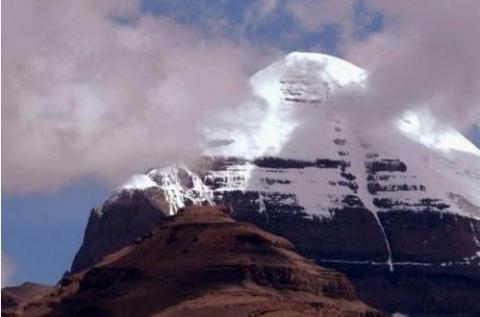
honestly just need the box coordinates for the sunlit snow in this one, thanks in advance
[116,52,480,222]
[208,51,480,158]
[397,110,480,156]
[120,174,157,190]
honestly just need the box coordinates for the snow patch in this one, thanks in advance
[120,174,157,190]
[109,52,480,224]
[148,164,213,215]
[397,110,480,156]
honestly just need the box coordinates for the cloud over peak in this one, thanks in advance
[2,0,264,194]
[3,0,479,194]
[342,0,480,130]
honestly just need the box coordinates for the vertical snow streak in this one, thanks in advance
[351,135,395,272]
[369,207,394,272]
[470,220,480,247]
[257,192,269,225]
[187,166,214,206]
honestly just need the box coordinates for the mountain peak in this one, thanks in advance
[283,51,367,85]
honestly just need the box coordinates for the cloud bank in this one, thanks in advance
[339,0,480,131]
[3,0,479,194]
[2,0,266,194]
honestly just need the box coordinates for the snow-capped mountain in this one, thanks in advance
[71,52,480,315]
[118,51,480,220]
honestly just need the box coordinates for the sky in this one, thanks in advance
[2,0,480,286]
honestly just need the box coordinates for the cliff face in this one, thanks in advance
[71,188,168,273]
[3,206,384,317]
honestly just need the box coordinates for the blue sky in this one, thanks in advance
[2,0,480,286]
[468,127,480,148]
[2,181,108,284]
[138,0,383,54]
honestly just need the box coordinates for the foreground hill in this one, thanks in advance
[3,206,384,317]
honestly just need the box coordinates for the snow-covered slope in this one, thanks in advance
[115,51,480,220]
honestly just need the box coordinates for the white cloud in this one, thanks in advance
[2,0,266,194]
[4,0,479,195]
[2,254,15,286]
[244,0,282,28]
[286,0,355,32]
[340,0,480,130]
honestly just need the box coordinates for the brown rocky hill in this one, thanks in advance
[2,206,385,317]
[2,283,53,313]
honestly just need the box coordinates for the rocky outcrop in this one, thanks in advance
[1,282,53,313]
[3,206,384,317]
[70,188,168,273]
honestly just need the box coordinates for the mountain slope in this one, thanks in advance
[2,283,53,312]
[71,52,480,315]
[3,206,385,317]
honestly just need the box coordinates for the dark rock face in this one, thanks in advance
[70,188,168,273]
[79,267,144,291]
[228,192,389,263]
[379,211,479,263]
[5,207,385,317]
[228,193,480,315]
[253,156,350,171]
